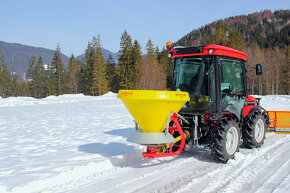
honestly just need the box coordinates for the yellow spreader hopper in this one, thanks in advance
[117,90,190,145]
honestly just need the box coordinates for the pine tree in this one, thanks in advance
[105,54,119,92]
[90,35,109,95]
[18,81,30,97]
[27,56,36,96]
[11,75,21,96]
[51,44,66,95]
[0,67,12,97]
[43,69,55,97]
[105,54,115,82]
[228,28,244,51]
[27,56,37,80]
[118,30,133,89]
[158,47,173,89]
[146,39,156,56]
[27,56,46,98]
[80,42,94,95]
[155,46,160,54]
[66,54,80,94]
[129,40,142,89]
[35,56,46,98]
[0,51,12,97]
[213,21,227,46]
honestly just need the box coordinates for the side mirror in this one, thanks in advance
[256,64,262,75]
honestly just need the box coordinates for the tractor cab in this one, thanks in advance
[169,44,248,120]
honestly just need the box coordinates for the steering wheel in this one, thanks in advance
[178,84,190,91]
[222,88,232,95]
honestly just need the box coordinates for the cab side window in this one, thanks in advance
[220,58,244,94]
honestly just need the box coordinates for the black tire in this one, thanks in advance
[242,112,266,149]
[210,119,240,163]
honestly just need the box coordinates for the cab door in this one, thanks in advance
[220,57,246,119]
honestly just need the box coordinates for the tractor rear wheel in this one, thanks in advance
[210,119,240,163]
[242,112,266,148]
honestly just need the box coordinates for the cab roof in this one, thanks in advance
[169,44,248,60]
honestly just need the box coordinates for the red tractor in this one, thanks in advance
[165,43,270,162]
[118,43,271,163]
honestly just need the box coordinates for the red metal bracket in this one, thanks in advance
[142,112,185,158]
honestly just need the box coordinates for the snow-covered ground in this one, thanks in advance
[0,93,289,193]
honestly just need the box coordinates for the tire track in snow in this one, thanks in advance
[102,158,218,193]
[174,134,290,193]
[68,150,220,193]
[254,160,290,193]
[272,174,290,193]
[60,134,289,193]
[244,145,290,193]
[218,137,289,193]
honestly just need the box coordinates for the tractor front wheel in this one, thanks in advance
[210,119,240,163]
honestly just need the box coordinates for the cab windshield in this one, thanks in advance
[173,56,214,110]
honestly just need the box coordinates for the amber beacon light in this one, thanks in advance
[166,41,173,49]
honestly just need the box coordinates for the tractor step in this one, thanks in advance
[267,127,290,134]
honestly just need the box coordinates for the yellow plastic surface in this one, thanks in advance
[117,90,190,133]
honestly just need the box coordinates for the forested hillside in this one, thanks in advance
[176,10,289,48]
[0,41,119,81]
[0,41,69,81]
[176,10,289,95]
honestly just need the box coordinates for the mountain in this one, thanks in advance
[0,41,119,81]
[0,41,70,81]
[76,48,119,63]
[174,9,289,96]
[175,9,289,48]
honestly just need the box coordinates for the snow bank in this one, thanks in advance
[253,95,290,111]
[0,92,117,107]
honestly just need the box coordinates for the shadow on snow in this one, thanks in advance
[78,142,136,157]
[78,127,218,167]
[104,127,134,138]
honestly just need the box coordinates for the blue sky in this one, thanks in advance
[1,0,289,56]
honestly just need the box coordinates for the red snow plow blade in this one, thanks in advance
[267,111,290,134]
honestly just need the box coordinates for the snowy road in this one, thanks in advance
[0,94,289,193]
[69,133,290,193]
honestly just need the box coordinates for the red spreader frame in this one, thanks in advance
[142,113,185,158]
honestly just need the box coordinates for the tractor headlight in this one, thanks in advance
[209,49,214,54]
